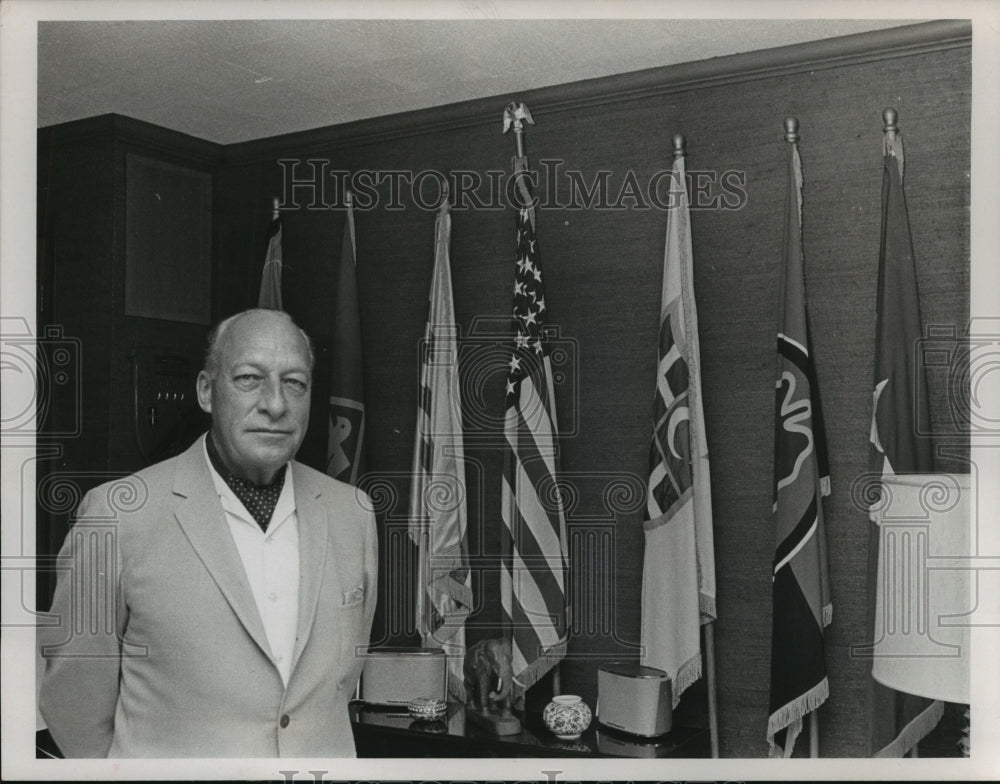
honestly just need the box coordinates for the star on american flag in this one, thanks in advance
[505,190,551,406]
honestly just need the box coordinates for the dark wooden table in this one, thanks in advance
[350,702,710,758]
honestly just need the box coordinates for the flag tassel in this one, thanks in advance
[873,700,944,757]
[767,677,829,758]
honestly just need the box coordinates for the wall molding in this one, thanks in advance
[221,19,970,164]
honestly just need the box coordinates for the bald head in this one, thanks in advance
[204,309,314,378]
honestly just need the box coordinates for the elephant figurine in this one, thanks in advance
[463,638,514,714]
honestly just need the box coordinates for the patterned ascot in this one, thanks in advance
[206,433,287,533]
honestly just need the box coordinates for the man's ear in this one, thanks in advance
[196,371,213,414]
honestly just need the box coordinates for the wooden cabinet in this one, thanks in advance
[35,115,220,609]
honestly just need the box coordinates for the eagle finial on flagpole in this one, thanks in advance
[502,101,534,158]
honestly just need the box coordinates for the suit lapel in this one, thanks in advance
[171,438,272,660]
[289,465,330,674]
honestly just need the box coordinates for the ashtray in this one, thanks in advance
[407,697,448,722]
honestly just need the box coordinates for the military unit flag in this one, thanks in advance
[326,194,367,486]
[640,146,716,708]
[767,130,833,758]
[407,204,473,701]
[500,155,570,704]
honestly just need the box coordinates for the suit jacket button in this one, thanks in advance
[280,714,290,728]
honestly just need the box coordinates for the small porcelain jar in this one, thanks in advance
[542,694,592,740]
[407,697,448,722]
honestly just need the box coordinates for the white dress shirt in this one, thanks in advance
[202,438,300,685]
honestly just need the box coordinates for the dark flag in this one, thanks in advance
[407,204,472,701]
[767,130,832,757]
[500,156,569,704]
[257,211,282,309]
[865,123,943,757]
[326,194,366,485]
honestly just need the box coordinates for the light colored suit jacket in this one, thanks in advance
[39,436,378,758]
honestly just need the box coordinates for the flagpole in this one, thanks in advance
[783,115,824,760]
[271,195,279,220]
[883,107,922,760]
[439,180,450,214]
[703,622,720,758]
[673,131,721,759]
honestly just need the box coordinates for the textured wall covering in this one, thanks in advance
[214,36,970,756]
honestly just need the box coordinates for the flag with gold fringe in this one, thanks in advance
[865,119,944,758]
[640,145,716,709]
[767,126,833,758]
[407,204,472,701]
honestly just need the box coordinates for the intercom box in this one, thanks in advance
[597,662,673,737]
[359,647,447,705]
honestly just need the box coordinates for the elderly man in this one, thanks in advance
[39,308,377,758]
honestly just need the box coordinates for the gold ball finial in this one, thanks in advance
[882,107,899,135]
[784,116,799,143]
[672,134,686,158]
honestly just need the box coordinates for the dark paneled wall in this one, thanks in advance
[213,28,970,757]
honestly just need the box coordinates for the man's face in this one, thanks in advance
[197,312,312,484]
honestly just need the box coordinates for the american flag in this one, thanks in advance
[500,156,569,703]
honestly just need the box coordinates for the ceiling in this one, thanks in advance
[38,18,915,145]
